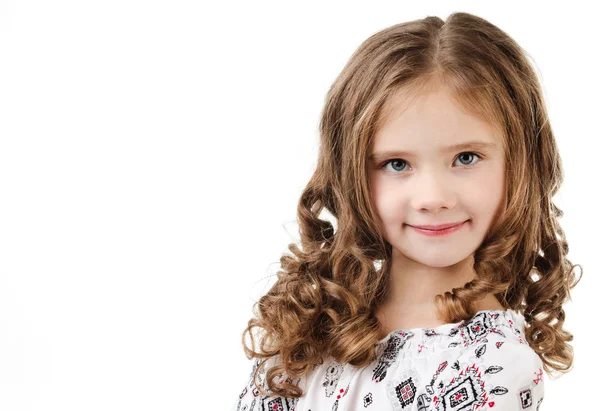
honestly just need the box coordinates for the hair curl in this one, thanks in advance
[241,11,582,398]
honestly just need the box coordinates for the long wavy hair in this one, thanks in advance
[241,11,582,398]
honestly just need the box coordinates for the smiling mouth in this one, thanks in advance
[407,220,469,236]
[408,220,468,231]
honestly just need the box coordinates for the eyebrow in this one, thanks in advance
[368,141,498,163]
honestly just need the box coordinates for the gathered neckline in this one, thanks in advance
[375,308,522,345]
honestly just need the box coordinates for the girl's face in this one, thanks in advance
[368,86,506,268]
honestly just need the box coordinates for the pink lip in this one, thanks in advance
[410,221,467,230]
[408,220,468,237]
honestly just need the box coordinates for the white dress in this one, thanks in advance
[233,309,545,411]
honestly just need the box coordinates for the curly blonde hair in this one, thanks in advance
[241,11,582,398]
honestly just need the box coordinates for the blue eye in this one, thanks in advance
[456,152,479,166]
[379,152,483,174]
[383,159,409,172]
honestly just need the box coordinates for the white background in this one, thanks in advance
[0,1,596,410]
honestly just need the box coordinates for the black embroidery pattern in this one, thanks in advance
[372,331,413,383]
[425,361,448,396]
[424,329,438,337]
[237,359,260,410]
[451,359,460,371]
[431,362,488,410]
[416,392,432,411]
[519,387,533,409]
[363,392,373,408]
[258,396,298,411]
[393,377,417,407]
[432,328,543,411]
[460,311,498,345]
[385,368,422,410]
[256,372,301,411]
[323,361,344,397]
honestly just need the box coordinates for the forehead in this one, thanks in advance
[372,85,504,154]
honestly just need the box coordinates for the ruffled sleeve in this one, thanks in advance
[231,356,305,411]
[431,337,545,411]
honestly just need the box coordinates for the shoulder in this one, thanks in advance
[233,355,309,411]
[457,334,543,378]
[427,309,545,411]
[433,337,545,411]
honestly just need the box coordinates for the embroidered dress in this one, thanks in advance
[233,309,544,411]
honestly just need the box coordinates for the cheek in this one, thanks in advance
[472,165,506,220]
[370,177,406,224]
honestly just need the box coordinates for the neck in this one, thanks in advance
[374,248,505,335]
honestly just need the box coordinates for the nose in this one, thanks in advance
[410,170,456,212]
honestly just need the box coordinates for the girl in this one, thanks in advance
[233,11,581,411]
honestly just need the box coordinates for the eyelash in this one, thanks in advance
[378,152,484,174]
